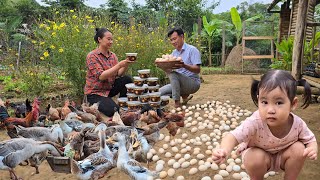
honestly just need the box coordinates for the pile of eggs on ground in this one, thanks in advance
[146,100,279,180]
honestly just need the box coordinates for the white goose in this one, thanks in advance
[113,132,158,180]
[15,124,64,145]
[0,138,63,180]
[71,123,116,180]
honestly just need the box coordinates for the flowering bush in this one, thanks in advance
[34,10,172,95]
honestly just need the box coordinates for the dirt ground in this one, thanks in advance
[0,74,319,180]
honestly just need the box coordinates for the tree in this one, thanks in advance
[106,0,130,25]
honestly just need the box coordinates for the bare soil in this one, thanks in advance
[0,74,319,180]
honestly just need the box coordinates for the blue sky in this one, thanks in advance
[36,0,274,13]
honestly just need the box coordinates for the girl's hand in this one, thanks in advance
[303,146,318,160]
[118,58,133,68]
[212,148,228,164]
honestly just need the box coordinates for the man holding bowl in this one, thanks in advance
[159,27,201,108]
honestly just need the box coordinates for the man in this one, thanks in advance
[159,27,201,108]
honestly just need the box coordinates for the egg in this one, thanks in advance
[165,152,172,158]
[181,161,190,168]
[164,136,170,142]
[163,144,169,149]
[159,171,167,178]
[235,158,241,164]
[205,150,212,155]
[182,105,187,109]
[232,173,242,179]
[269,171,276,176]
[173,162,181,169]
[213,174,223,180]
[219,163,226,169]
[158,148,165,154]
[233,165,241,172]
[198,160,205,165]
[218,170,229,177]
[211,163,219,170]
[147,152,153,160]
[168,159,176,166]
[201,176,211,180]
[167,168,175,177]
[182,133,188,139]
[264,173,269,178]
[159,133,165,140]
[172,147,179,153]
[155,163,164,172]
[198,164,208,171]
[152,155,160,161]
[196,154,205,159]
[225,165,233,172]
[189,167,198,175]
[190,158,197,165]
[180,148,188,154]
[174,153,182,159]
[176,176,185,180]
[184,154,191,160]
[186,123,192,128]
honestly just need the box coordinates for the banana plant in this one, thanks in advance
[202,16,230,66]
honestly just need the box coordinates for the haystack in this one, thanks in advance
[225,45,259,70]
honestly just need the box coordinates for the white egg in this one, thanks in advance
[181,161,190,168]
[196,154,205,159]
[178,158,186,164]
[150,148,156,154]
[159,171,167,178]
[225,165,233,172]
[174,153,182,160]
[190,158,197,165]
[201,176,211,180]
[213,174,223,180]
[264,173,269,178]
[198,160,205,165]
[173,162,180,169]
[155,163,164,172]
[171,109,176,113]
[182,133,188,139]
[164,136,170,142]
[191,127,198,133]
[269,171,276,176]
[206,157,213,163]
[198,164,208,171]
[218,170,229,177]
[176,176,185,180]
[158,148,165,154]
[211,163,219,170]
[176,107,181,111]
[152,155,159,161]
[219,163,226,169]
[182,105,187,109]
[180,148,188,154]
[157,160,165,165]
[240,171,249,177]
[185,140,190,144]
[163,144,169,149]
[233,165,241,172]
[232,173,242,179]
[147,152,153,160]
[165,152,172,158]
[191,120,198,125]
[159,133,165,140]
[189,167,198,175]
[167,168,175,177]
[186,123,192,128]
[168,159,176,166]
[184,154,191,160]
[205,150,212,155]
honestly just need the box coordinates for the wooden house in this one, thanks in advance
[267,0,320,83]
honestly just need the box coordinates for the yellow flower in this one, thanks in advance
[46,27,51,31]
[40,56,44,60]
[39,24,45,28]
[31,40,37,44]
[40,41,45,45]
[59,48,64,53]
[52,32,56,36]
[75,28,80,32]
[72,15,77,19]
[50,45,55,49]
[43,51,49,57]
[70,10,74,12]
[53,24,58,30]
[85,16,91,19]
[90,25,95,29]
[59,23,66,28]
[15,53,19,56]
[111,22,115,24]
[55,11,59,14]
[9,64,14,68]
[85,44,89,47]
[88,19,94,23]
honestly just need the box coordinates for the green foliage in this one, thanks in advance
[270,37,293,70]
[33,10,172,95]
[304,32,320,64]
[230,7,242,45]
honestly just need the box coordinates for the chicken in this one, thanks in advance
[4,99,30,118]
[61,99,72,120]
[1,98,40,138]
[28,150,49,174]
[119,110,140,127]
[46,104,60,121]
[166,121,179,136]
[140,120,169,136]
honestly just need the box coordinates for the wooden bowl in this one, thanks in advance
[155,60,182,70]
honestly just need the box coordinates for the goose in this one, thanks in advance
[71,123,116,180]
[112,132,158,180]
[129,133,150,163]
[0,138,63,180]
[15,124,64,145]
[28,150,49,174]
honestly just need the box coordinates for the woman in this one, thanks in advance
[84,28,133,117]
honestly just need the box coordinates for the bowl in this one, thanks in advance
[126,53,138,61]
[133,86,146,95]
[127,93,138,101]
[160,95,170,106]
[125,83,135,94]
[147,77,159,86]
[149,101,161,109]
[148,85,160,93]
[133,76,146,87]
[138,69,151,79]
[127,101,141,111]
[139,94,150,103]
[117,97,128,107]
[149,92,161,102]
[155,60,183,70]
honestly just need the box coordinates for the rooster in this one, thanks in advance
[1,98,40,138]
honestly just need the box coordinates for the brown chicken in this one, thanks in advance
[68,105,99,124]
[1,98,40,138]
[46,104,60,121]
[119,110,141,126]
[61,99,72,120]
[141,120,169,135]
[166,121,179,136]
[68,127,93,160]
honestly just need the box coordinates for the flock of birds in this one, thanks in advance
[0,97,185,180]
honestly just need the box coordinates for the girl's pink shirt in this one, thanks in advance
[230,111,316,154]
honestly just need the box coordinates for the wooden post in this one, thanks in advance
[221,24,226,67]
[242,21,246,73]
[16,41,21,71]
[292,0,308,80]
